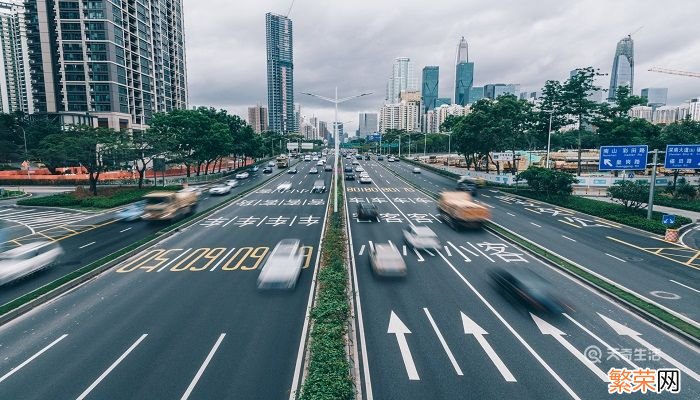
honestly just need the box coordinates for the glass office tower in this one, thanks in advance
[608,35,634,101]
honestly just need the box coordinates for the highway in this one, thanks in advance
[381,159,700,326]
[0,158,330,399]
[0,164,289,306]
[348,157,699,399]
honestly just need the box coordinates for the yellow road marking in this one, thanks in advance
[606,236,700,271]
[685,251,700,266]
[558,219,582,229]
[594,219,621,228]
[525,208,542,214]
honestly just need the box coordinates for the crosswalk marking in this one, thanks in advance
[0,208,91,230]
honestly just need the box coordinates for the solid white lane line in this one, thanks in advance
[669,279,700,294]
[530,222,542,228]
[358,245,366,256]
[119,227,132,233]
[0,334,68,383]
[79,241,96,249]
[562,314,639,369]
[433,251,580,399]
[605,253,627,263]
[403,245,407,256]
[413,248,425,262]
[446,241,471,262]
[467,242,494,262]
[561,235,576,242]
[507,212,516,216]
[368,241,375,252]
[157,248,191,272]
[424,249,435,256]
[444,246,452,257]
[481,194,491,198]
[76,334,148,400]
[209,248,236,272]
[180,333,226,400]
[423,308,463,375]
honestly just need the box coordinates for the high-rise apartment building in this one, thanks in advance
[454,37,474,106]
[385,57,416,103]
[629,105,653,122]
[265,12,295,134]
[0,1,31,114]
[358,112,378,137]
[608,35,634,101]
[421,66,439,113]
[641,88,668,108]
[247,104,268,133]
[24,0,188,130]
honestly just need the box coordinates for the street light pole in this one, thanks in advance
[647,149,661,220]
[301,89,372,213]
[546,111,553,168]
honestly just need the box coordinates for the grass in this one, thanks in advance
[0,189,24,199]
[16,185,182,209]
[487,222,700,341]
[653,195,700,214]
[501,188,691,234]
[299,166,354,400]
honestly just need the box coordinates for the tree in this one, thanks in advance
[607,180,649,209]
[34,125,128,195]
[126,128,173,188]
[517,167,576,197]
[671,178,697,200]
[559,67,605,175]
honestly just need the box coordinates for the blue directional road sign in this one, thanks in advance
[598,145,648,171]
[366,134,382,143]
[664,145,700,169]
[662,214,676,225]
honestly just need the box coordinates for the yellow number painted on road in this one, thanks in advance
[169,247,227,272]
[116,249,164,273]
[140,249,182,272]
[346,187,356,192]
[242,247,269,270]
[403,187,415,192]
[300,246,313,268]
[222,246,269,271]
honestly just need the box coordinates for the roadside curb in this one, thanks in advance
[0,165,293,325]
[379,159,700,345]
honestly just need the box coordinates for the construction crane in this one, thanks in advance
[648,67,700,78]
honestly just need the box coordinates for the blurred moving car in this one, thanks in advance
[209,184,231,195]
[309,167,319,174]
[377,155,384,161]
[456,179,477,195]
[369,243,407,277]
[268,161,276,167]
[0,241,64,286]
[345,172,355,180]
[357,203,378,220]
[312,179,326,193]
[224,179,239,187]
[387,157,395,162]
[235,171,250,179]
[489,267,565,313]
[324,165,333,172]
[359,175,372,184]
[251,165,259,172]
[143,191,198,221]
[403,225,441,250]
[116,200,146,221]
[257,239,304,289]
[288,168,298,174]
[412,167,421,174]
[276,182,292,192]
[263,166,273,174]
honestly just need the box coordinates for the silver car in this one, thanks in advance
[369,243,407,277]
[209,184,231,195]
[402,225,441,250]
[0,242,64,286]
[257,239,304,289]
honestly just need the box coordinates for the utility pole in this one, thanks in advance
[647,149,662,220]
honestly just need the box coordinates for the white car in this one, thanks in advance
[0,242,64,286]
[257,239,304,289]
[387,157,395,162]
[352,160,360,165]
[355,166,364,172]
[309,167,319,174]
[235,171,250,179]
[304,155,311,161]
[276,182,292,192]
[224,179,239,187]
[268,161,276,167]
[316,160,324,166]
[369,243,407,277]
[359,175,372,184]
[412,167,421,174]
[312,179,326,193]
[209,184,231,195]
[312,156,319,161]
[402,226,441,250]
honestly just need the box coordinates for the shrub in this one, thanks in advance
[17,185,182,209]
[607,180,649,209]
[672,178,697,200]
[517,167,576,197]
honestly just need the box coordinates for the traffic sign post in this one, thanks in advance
[664,145,700,169]
[598,145,648,171]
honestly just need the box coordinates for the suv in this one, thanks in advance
[312,179,326,193]
[344,165,353,173]
[357,203,378,220]
[345,172,355,180]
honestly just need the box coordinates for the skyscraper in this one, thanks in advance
[421,66,439,113]
[358,112,378,137]
[266,12,295,134]
[0,1,31,114]
[24,0,188,130]
[641,88,668,108]
[247,105,268,133]
[385,57,416,103]
[454,37,474,106]
[608,35,634,101]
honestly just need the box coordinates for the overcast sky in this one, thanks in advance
[183,0,700,132]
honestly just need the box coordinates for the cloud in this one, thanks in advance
[183,0,700,132]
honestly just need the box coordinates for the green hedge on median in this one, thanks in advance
[502,189,691,234]
[299,171,354,400]
[17,185,182,209]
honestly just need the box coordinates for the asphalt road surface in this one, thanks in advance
[347,157,699,400]
[0,157,333,399]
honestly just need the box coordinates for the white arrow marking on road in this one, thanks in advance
[461,312,516,382]
[531,313,609,382]
[388,311,420,380]
[598,313,700,382]
[413,248,425,262]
